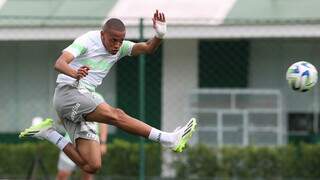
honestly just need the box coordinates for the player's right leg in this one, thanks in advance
[86,102,197,152]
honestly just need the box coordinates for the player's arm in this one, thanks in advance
[131,38,162,56]
[54,33,91,79]
[54,51,89,80]
[99,123,108,155]
[131,10,166,56]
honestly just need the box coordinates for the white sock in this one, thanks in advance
[45,130,70,150]
[148,128,176,147]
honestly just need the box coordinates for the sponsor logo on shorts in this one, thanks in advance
[71,103,80,121]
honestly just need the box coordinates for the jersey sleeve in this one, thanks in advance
[63,33,90,58]
[119,40,135,59]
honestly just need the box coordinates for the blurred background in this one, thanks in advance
[1,0,320,179]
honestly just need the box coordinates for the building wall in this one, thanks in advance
[3,38,319,134]
[162,39,198,177]
[162,39,198,131]
[249,39,320,112]
[0,41,60,132]
[0,41,117,132]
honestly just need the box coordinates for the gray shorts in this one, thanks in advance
[53,83,104,143]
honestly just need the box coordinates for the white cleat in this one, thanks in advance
[172,118,197,153]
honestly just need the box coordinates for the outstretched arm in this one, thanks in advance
[131,10,166,56]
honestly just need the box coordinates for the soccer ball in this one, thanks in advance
[286,61,318,92]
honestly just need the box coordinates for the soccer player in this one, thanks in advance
[56,123,107,180]
[20,10,197,174]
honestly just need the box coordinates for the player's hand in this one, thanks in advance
[152,10,166,39]
[76,65,90,79]
[100,144,107,155]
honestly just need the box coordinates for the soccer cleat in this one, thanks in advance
[19,118,54,139]
[172,118,197,153]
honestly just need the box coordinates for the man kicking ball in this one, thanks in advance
[20,10,197,174]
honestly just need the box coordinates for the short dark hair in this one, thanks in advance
[103,18,125,32]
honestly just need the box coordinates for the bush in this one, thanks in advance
[2,141,320,179]
[0,142,59,179]
[174,144,320,179]
[99,139,161,177]
[0,139,161,179]
[174,144,219,179]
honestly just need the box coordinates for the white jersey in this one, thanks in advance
[56,30,135,91]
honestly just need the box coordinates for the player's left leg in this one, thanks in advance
[56,143,77,180]
[60,118,102,174]
[75,138,101,176]
[81,171,94,180]
[56,170,72,180]
[19,119,100,173]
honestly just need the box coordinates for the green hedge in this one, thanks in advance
[99,139,161,177]
[2,141,320,179]
[174,144,320,179]
[0,139,161,179]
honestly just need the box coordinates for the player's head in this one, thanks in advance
[101,18,126,55]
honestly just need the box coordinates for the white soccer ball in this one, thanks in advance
[286,61,318,92]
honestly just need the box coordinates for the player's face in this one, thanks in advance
[101,29,125,55]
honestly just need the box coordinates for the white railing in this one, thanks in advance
[189,88,286,147]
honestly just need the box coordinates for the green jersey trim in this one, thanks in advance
[119,40,134,58]
[70,43,87,55]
